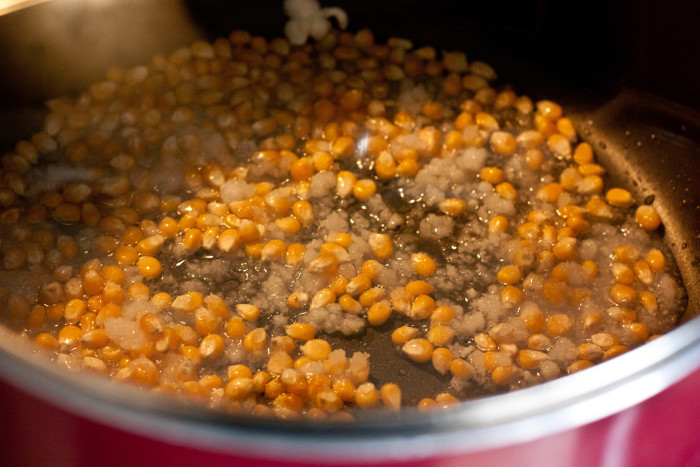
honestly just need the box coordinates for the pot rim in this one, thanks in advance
[1,312,699,463]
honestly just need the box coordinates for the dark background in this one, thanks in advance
[185,0,700,111]
[0,0,698,110]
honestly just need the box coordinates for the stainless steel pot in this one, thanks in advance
[0,1,698,465]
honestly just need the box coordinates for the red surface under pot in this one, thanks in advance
[0,368,699,467]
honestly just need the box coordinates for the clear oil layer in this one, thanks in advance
[0,28,686,417]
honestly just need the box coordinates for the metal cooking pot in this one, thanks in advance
[0,1,698,466]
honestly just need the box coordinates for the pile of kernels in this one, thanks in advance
[0,27,685,419]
